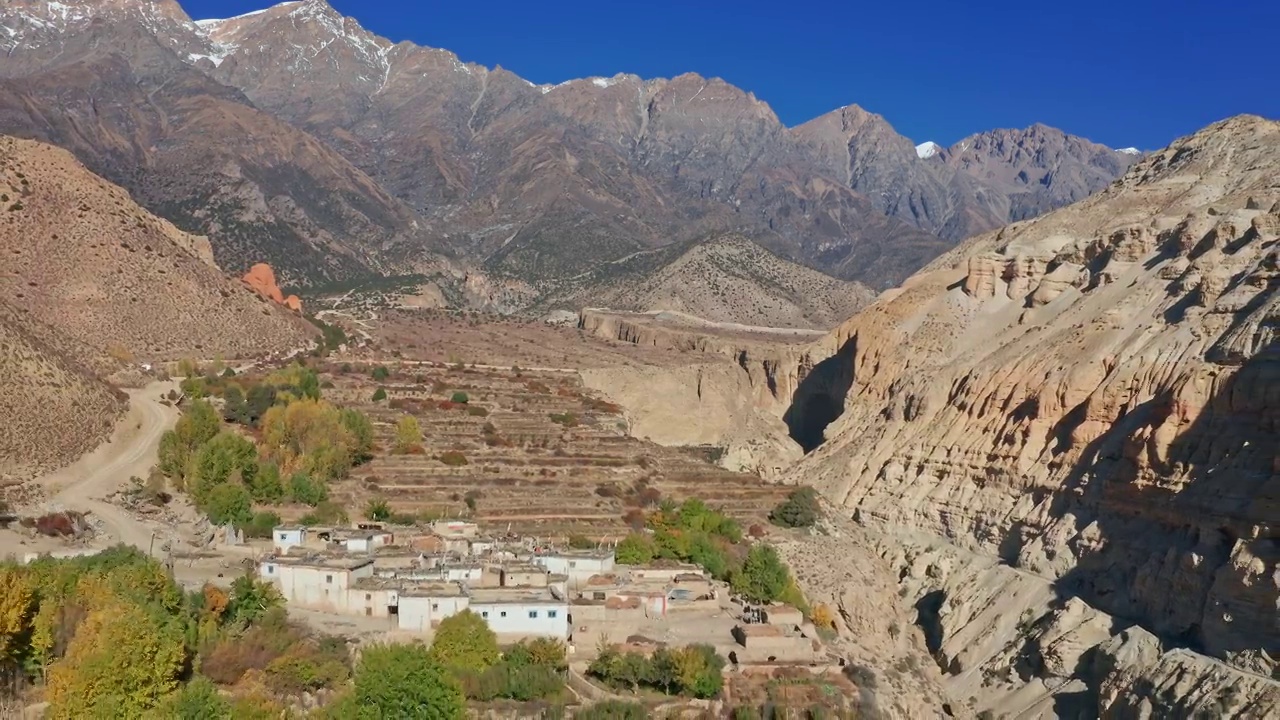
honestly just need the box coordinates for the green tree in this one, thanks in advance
[450,391,469,404]
[353,643,463,720]
[244,384,278,425]
[226,575,282,626]
[340,409,375,463]
[370,365,391,381]
[429,610,499,673]
[371,387,387,402]
[205,484,252,526]
[287,472,327,507]
[769,487,821,528]
[394,415,422,454]
[188,432,257,505]
[365,499,391,522]
[615,533,655,565]
[247,462,284,504]
[221,385,249,425]
[732,544,790,603]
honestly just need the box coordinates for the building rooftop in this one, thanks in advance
[266,554,374,570]
[470,588,564,605]
[272,524,307,532]
[537,549,615,560]
[400,582,466,598]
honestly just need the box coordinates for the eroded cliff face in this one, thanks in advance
[576,309,831,477]
[785,116,1280,711]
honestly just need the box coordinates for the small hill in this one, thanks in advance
[0,301,123,484]
[538,235,876,329]
[0,135,313,371]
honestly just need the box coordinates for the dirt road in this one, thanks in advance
[38,380,180,556]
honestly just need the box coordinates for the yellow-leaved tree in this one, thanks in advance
[259,398,357,480]
[45,598,186,719]
[0,568,33,667]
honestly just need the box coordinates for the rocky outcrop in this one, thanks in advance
[779,116,1280,710]
[242,263,302,312]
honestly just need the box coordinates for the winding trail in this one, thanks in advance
[38,380,181,556]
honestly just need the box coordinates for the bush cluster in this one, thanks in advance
[588,644,724,698]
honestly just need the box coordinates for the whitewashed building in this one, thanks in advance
[259,556,375,613]
[345,533,375,554]
[398,584,470,631]
[272,525,307,553]
[534,549,615,588]
[470,589,570,640]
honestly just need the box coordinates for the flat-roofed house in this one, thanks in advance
[259,556,375,613]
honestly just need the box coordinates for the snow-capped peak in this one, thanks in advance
[1116,147,1141,156]
[915,141,942,159]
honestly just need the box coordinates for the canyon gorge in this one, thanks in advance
[581,115,1280,717]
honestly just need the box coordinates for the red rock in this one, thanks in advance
[242,262,302,312]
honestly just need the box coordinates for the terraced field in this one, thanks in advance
[319,360,790,537]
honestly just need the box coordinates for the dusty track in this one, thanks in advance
[38,380,180,556]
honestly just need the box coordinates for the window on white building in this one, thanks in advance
[548,610,558,618]
[481,611,489,618]
[528,611,538,619]
[500,611,507,618]
[432,603,439,611]
[326,575,333,584]
[569,561,576,568]
[266,565,274,574]
[278,533,287,541]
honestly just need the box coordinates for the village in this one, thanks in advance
[257,518,833,672]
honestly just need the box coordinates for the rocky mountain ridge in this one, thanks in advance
[774,114,1280,714]
[0,0,1138,317]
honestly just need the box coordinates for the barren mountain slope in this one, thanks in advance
[0,1,444,287]
[783,115,1280,715]
[0,135,313,367]
[0,301,124,484]
[794,106,1139,241]
[543,236,876,329]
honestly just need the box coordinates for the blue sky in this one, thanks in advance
[185,0,1280,151]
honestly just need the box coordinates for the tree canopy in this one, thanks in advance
[353,643,464,720]
[428,610,499,673]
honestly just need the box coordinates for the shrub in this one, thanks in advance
[244,511,282,539]
[394,415,422,454]
[365,499,391,522]
[614,533,655,565]
[548,412,578,428]
[370,365,391,381]
[371,387,387,402]
[588,644,724,698]
[769,487,821,528]
[450,391,469,404]
[575,701,647,720]
[439,451,468,467]
[567,534,595,550]
[463,490,481,513]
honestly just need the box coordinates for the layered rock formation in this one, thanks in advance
[243,263,302,312]
[776,115,1280,713]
